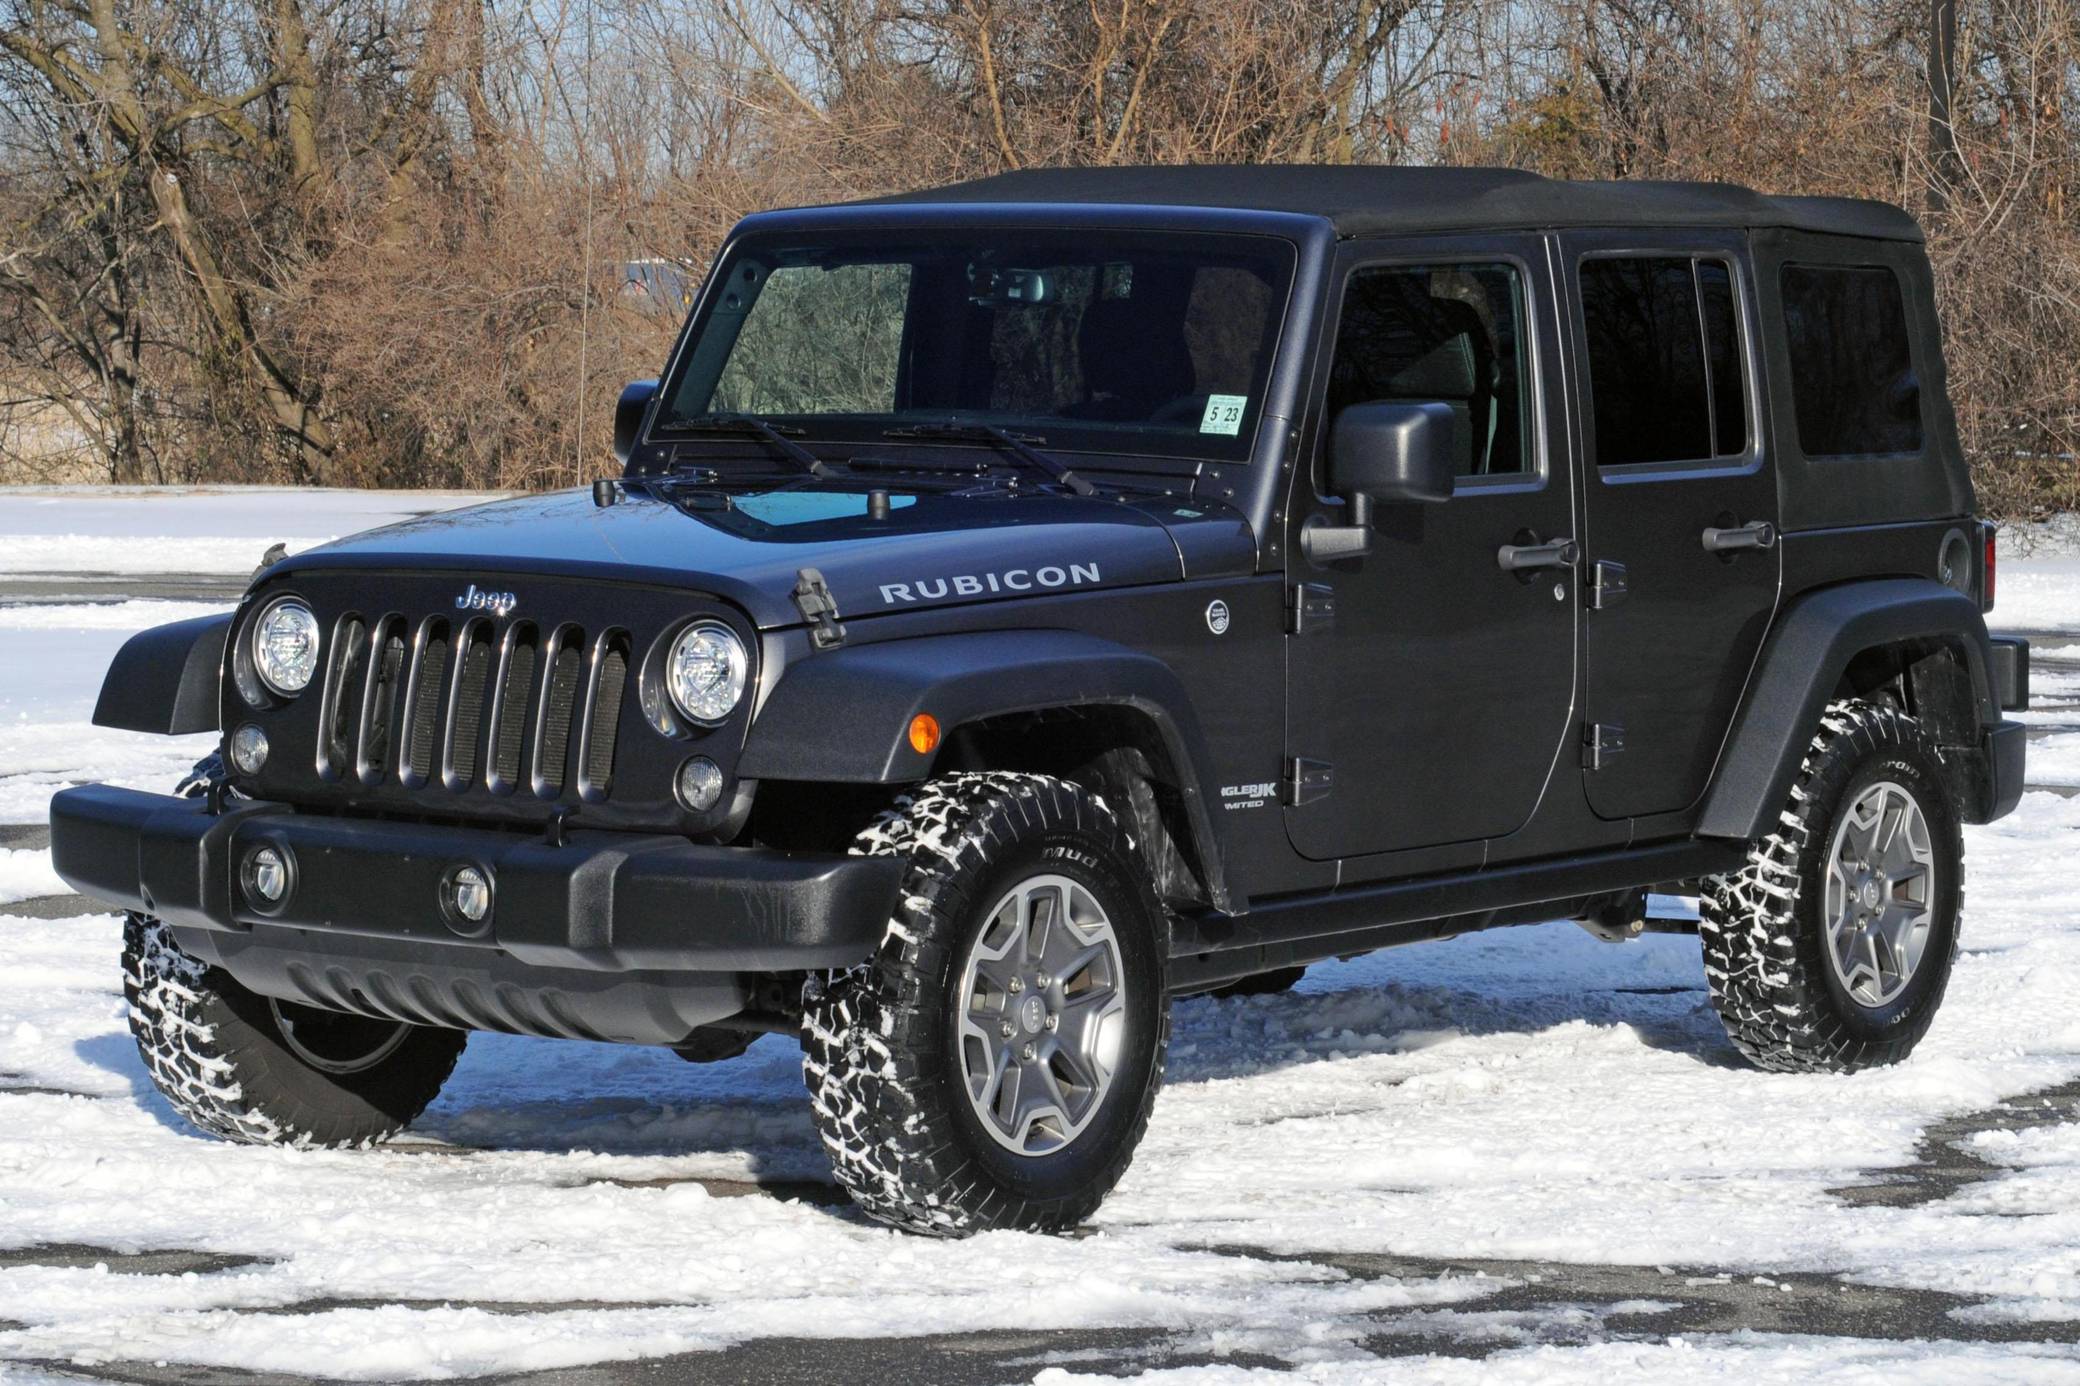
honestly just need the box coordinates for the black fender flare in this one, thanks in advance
[739,629,1238,912]
[92,613,231,735]
[1697,579,1997,841]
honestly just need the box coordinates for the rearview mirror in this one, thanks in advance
[1302,402,1457,562]
[614,379,659,468]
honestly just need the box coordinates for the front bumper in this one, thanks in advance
[48,784,902,1045]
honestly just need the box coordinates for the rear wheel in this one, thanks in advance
[802,773,1169,1235]
[1699,700,1963,1073]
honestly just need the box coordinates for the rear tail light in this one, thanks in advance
[1983,523,1997,612]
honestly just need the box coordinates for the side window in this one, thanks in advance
[1780,264,1923,457]
[1328,262,1531,476]
[710,262,910,415]
[1579,256,1750,467]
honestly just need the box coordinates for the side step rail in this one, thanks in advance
[1171,839,1743,991]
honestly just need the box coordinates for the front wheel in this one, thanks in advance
[802,773,1169,1235]
[1700,699,1963,1073]
[123,755,467,1145]
[125,917,468,1145]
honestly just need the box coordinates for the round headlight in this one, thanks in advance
[665,621,747,725]
[252,599,320,696]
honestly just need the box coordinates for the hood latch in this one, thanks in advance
[792,567,847,649]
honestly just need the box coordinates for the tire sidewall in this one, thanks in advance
[1796,736,1962,1041]
[931,813,1167,1202]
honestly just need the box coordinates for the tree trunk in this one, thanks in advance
[274,0,323,195]
[1926,0,1961,214]
[147,168,337,480]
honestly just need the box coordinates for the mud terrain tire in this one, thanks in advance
[123,757,467,1146]
[802,773,1169,1235]
[1700,700,1963,1074]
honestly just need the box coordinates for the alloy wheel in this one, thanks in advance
[954,873,1128,1155]
[1822,779,1936,1008]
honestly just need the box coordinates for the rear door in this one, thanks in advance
[1561,233,1781,821]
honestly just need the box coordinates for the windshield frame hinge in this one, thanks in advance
[792,567,847,649]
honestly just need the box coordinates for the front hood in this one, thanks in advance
[272,484,1255,629]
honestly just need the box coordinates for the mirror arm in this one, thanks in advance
[1300,494,1374,563]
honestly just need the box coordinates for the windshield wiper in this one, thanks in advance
[880,423,1094,497]
[671,414,831,479]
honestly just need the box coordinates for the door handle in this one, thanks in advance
[1702,520,1777,554]
[1497,536,1580,572]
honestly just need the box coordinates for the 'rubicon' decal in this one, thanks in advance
[878,563,1101,606]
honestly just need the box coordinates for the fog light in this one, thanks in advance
[676,756,724,812]
[245,846,287,904]
[450,865,492,924]
[229,724,269,774]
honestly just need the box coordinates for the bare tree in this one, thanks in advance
[0,0,2071,513]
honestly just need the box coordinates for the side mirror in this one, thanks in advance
[613,379,659,468]
[1303,402,1457,562]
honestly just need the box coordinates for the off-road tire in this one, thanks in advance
[1699,699,1964,1073]
[802,773,1170,1235]
[122,757,467,1146]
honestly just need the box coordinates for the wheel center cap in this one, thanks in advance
[1859,878,1882,911]
[1018,993,1047,1035]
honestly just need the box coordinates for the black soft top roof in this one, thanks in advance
[851,165,1922,243]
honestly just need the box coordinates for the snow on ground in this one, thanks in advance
[0,486,495,575]
[1999,516,2080,633]
[0,489,2077,1383]
[0,850,64,907]
[1042,1341,2080,1386]
[0,604,229,724]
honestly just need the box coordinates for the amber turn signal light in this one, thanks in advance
[908,713,941,755]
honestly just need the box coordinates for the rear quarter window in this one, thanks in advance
[1779,264,1923,457]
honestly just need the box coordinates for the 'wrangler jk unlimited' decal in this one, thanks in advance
[878,563,1101,606]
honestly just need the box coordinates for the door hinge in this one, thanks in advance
[792,567,847,649]
[1287,582,1335,634]
[1283,757,1334,806]
[1582,723,1627,770]
[1588,560,1629,610]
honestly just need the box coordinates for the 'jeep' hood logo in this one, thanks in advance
[877,562,1101,606]
[455,583,517,617]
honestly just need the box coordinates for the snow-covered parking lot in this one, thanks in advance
[2,489,2079,1385]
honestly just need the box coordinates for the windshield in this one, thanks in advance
[655,229,1295,463]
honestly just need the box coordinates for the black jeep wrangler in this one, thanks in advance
[51,166,2032,1235]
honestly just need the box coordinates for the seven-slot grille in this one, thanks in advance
[317,614,631,802]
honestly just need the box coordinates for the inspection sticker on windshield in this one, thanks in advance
[1199,394,1248,436]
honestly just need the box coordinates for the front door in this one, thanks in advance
[1283,238,1577,862]
[1561,234,1781,821]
